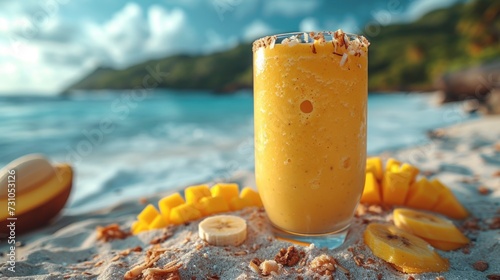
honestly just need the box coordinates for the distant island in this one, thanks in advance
[64,0,498,97]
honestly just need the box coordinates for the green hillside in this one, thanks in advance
[368,0,499,91]
[63,0,499,94]
[64,43,253,93]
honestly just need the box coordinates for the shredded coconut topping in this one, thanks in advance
[252,29,370,59]
[340,53,348,67]
[252,35,277,52]
[269,38,276,49]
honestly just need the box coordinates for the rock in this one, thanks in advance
[480,89,500,115]
[436,61,500,106]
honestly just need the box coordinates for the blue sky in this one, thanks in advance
[0,0,459,94]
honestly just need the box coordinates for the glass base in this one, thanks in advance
[272,225,349,249]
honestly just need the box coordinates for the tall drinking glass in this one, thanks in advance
[253,30,369,248]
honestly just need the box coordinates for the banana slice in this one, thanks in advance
[364,223,449,273]
[393,208,469,244]
[198,215,247,246]
[420,238,467,251]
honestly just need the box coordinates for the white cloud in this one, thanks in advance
[84,3,149,66]
[146,5,197,58]
[243,20,273,41]
[1,36,41,63]
[264,0,320,17]
[0,3,202,94]
[299,17,321,32]
[41,42,91,66]
[0,54,91,94]
[403,0,458,22]
[79,4,197,66]
[36,17,77,42]
[0,0,74,42]
[0,0,40,16]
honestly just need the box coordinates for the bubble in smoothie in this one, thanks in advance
[342,157,351,169]
[300,100,313,113]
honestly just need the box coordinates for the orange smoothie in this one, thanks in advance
[253,31,369,234]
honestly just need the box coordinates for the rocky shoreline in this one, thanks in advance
[436,61,500,115]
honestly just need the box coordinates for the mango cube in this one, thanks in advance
[149,215,168,229]
[131,220,140,232]
[366,157,383,181]
[169,203,202,225]
[386,158,401,172]
[199,196,230,215]
[131,220,149,235]
[185,184,211,204]
[400,163,420,183]
[158,193,185,223]
[229,196,252,211]
[240,187,263,207]
[137,204,160,224]
[382,169,412,205]
[210,183,239,203]
[430,179,468,219]
[405,177,439,210]
[360,172,382,204]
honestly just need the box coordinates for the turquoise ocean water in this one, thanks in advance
[0,90,473,213]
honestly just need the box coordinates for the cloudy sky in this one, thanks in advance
[0,0,459,95]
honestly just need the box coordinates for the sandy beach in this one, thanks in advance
[1,116,499,279]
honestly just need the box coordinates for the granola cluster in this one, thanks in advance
[309,254,337,276]
[248,246,303,277]
[473,260,489,272]
[274,246,302,266]
[96,224,130,242]
[124,245,182,280]
[248,258,280,276]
